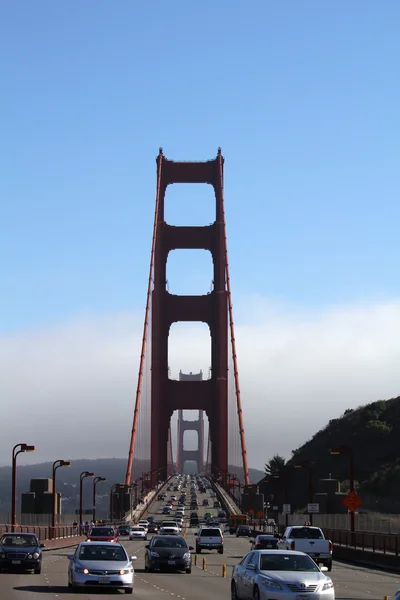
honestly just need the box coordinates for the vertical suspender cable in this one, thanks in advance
[125,151,163,484]
[217,153,250,486]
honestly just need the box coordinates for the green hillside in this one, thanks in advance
[281,396,400,512]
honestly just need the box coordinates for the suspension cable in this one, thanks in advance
[217,153,250,486]
[125,149,163,484]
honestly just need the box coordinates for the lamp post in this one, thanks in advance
[12,443,35,528]
[274,472,290,526]
[294,460,314,524]
[79,471,94,526]
[110,484,118,521]
[52,460,71,529]
[92,477,106,523]
[330,445,355,534]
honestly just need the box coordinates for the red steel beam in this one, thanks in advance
[217,152,250,486]
[125,148,164,485]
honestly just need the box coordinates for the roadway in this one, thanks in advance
[1,476,399,599]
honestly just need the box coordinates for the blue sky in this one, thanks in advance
[2,1,400,333]
[1,2,400,468]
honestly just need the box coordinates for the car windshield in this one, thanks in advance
[201,529,220,536]
[90,528,114,536]
[0,535,37,546]
[152,538,187,548]
[78,545,127,561]
[290,528,323,539]
[132,527,145,531]
[260,553,320,572]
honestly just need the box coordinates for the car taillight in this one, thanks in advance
[290,541,295,550]
[221,537,223,543]
[329,540,332,552]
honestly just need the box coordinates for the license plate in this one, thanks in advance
[265,544,272,548]
[296,596,310,600]
[168,560,175,565]
[12,560,21,564]
[98,577,110,584]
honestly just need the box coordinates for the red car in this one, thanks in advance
[87,526,119,543]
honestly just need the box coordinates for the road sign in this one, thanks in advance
[282,504,291,514]
[249,509,255,515]
[257,511,263,518]
[342,491,362,512]
[307,503,320,513]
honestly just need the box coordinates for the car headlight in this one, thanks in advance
[322,579,334,590]
[119,569,130,575]
[261,578,282,590]
[74,566,89,574]
[150,551,159,557]
[27,554,33,559]
[183,552,191,559]
[0,553,5,559]
[32,552,40,559]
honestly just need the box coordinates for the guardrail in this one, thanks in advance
[0,524,78,541]
[324,528,400,556]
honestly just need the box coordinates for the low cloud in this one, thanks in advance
[1,298,400,470]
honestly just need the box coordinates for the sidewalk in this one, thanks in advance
[41,535,86,552]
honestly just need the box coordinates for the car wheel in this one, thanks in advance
[125,588,133,594]
[326,559,333,571]
[218,548,224,554]
[231,581,241,600]
[253,586,260,600]
[185,567,191,574]
[196,546,201,553]
[34,567,41,574]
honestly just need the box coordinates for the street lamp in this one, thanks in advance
[12,443,35,528]
[52,460,71,529]
[294,460,314,524]
[92,477,106,523]
[79,471,94,526]
[110,484,118,521]
[274,472,290,526]
[330,444,355,533]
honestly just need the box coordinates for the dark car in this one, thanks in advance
[250,534,279,550]
[0,532,44,573]
[117,525,130,536]
[148,523,159,534]
[236,525,252,537]
[190,514,199,527]
[144,535,193,573]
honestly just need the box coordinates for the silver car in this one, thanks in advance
[67,541,137,594]
[231,549,334,600]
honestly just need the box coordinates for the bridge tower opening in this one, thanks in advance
[176,371,205,474]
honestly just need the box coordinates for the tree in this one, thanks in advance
[265,454,286,477]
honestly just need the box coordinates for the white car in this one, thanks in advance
[231,550,334,600]
[159,521,180,535]
[138,521,149,531]
[129,526,147,541]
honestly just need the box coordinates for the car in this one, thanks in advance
[231,549,334,600]
[250,534,279,550]
[144,535,193,573]
[147,523,159,534]
[138,520,149,530]
[118,525,130,536]
[236,525,252,538]
[129,526,147,540]
[0,532,44,573]
[87,527,119,543]
[67,541,137,593]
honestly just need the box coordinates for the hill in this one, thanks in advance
[282,396,400,513]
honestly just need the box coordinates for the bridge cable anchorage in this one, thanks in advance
[125,150,164,485]
[218,152,250,486]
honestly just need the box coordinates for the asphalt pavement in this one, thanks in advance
[1,476,400,599]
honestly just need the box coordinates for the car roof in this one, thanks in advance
[79,541,124,547]
[151,535,185,541]
[252,549,307,556]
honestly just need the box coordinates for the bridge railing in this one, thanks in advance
[0,524,79,541]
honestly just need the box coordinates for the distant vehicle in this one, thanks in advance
[229,514,249,534]
[117,525,130,536]
[250,534,279,550]
[87,527,119,543]
[196,527,224,554]
[129,526,147,541]
[236,525,252,538]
